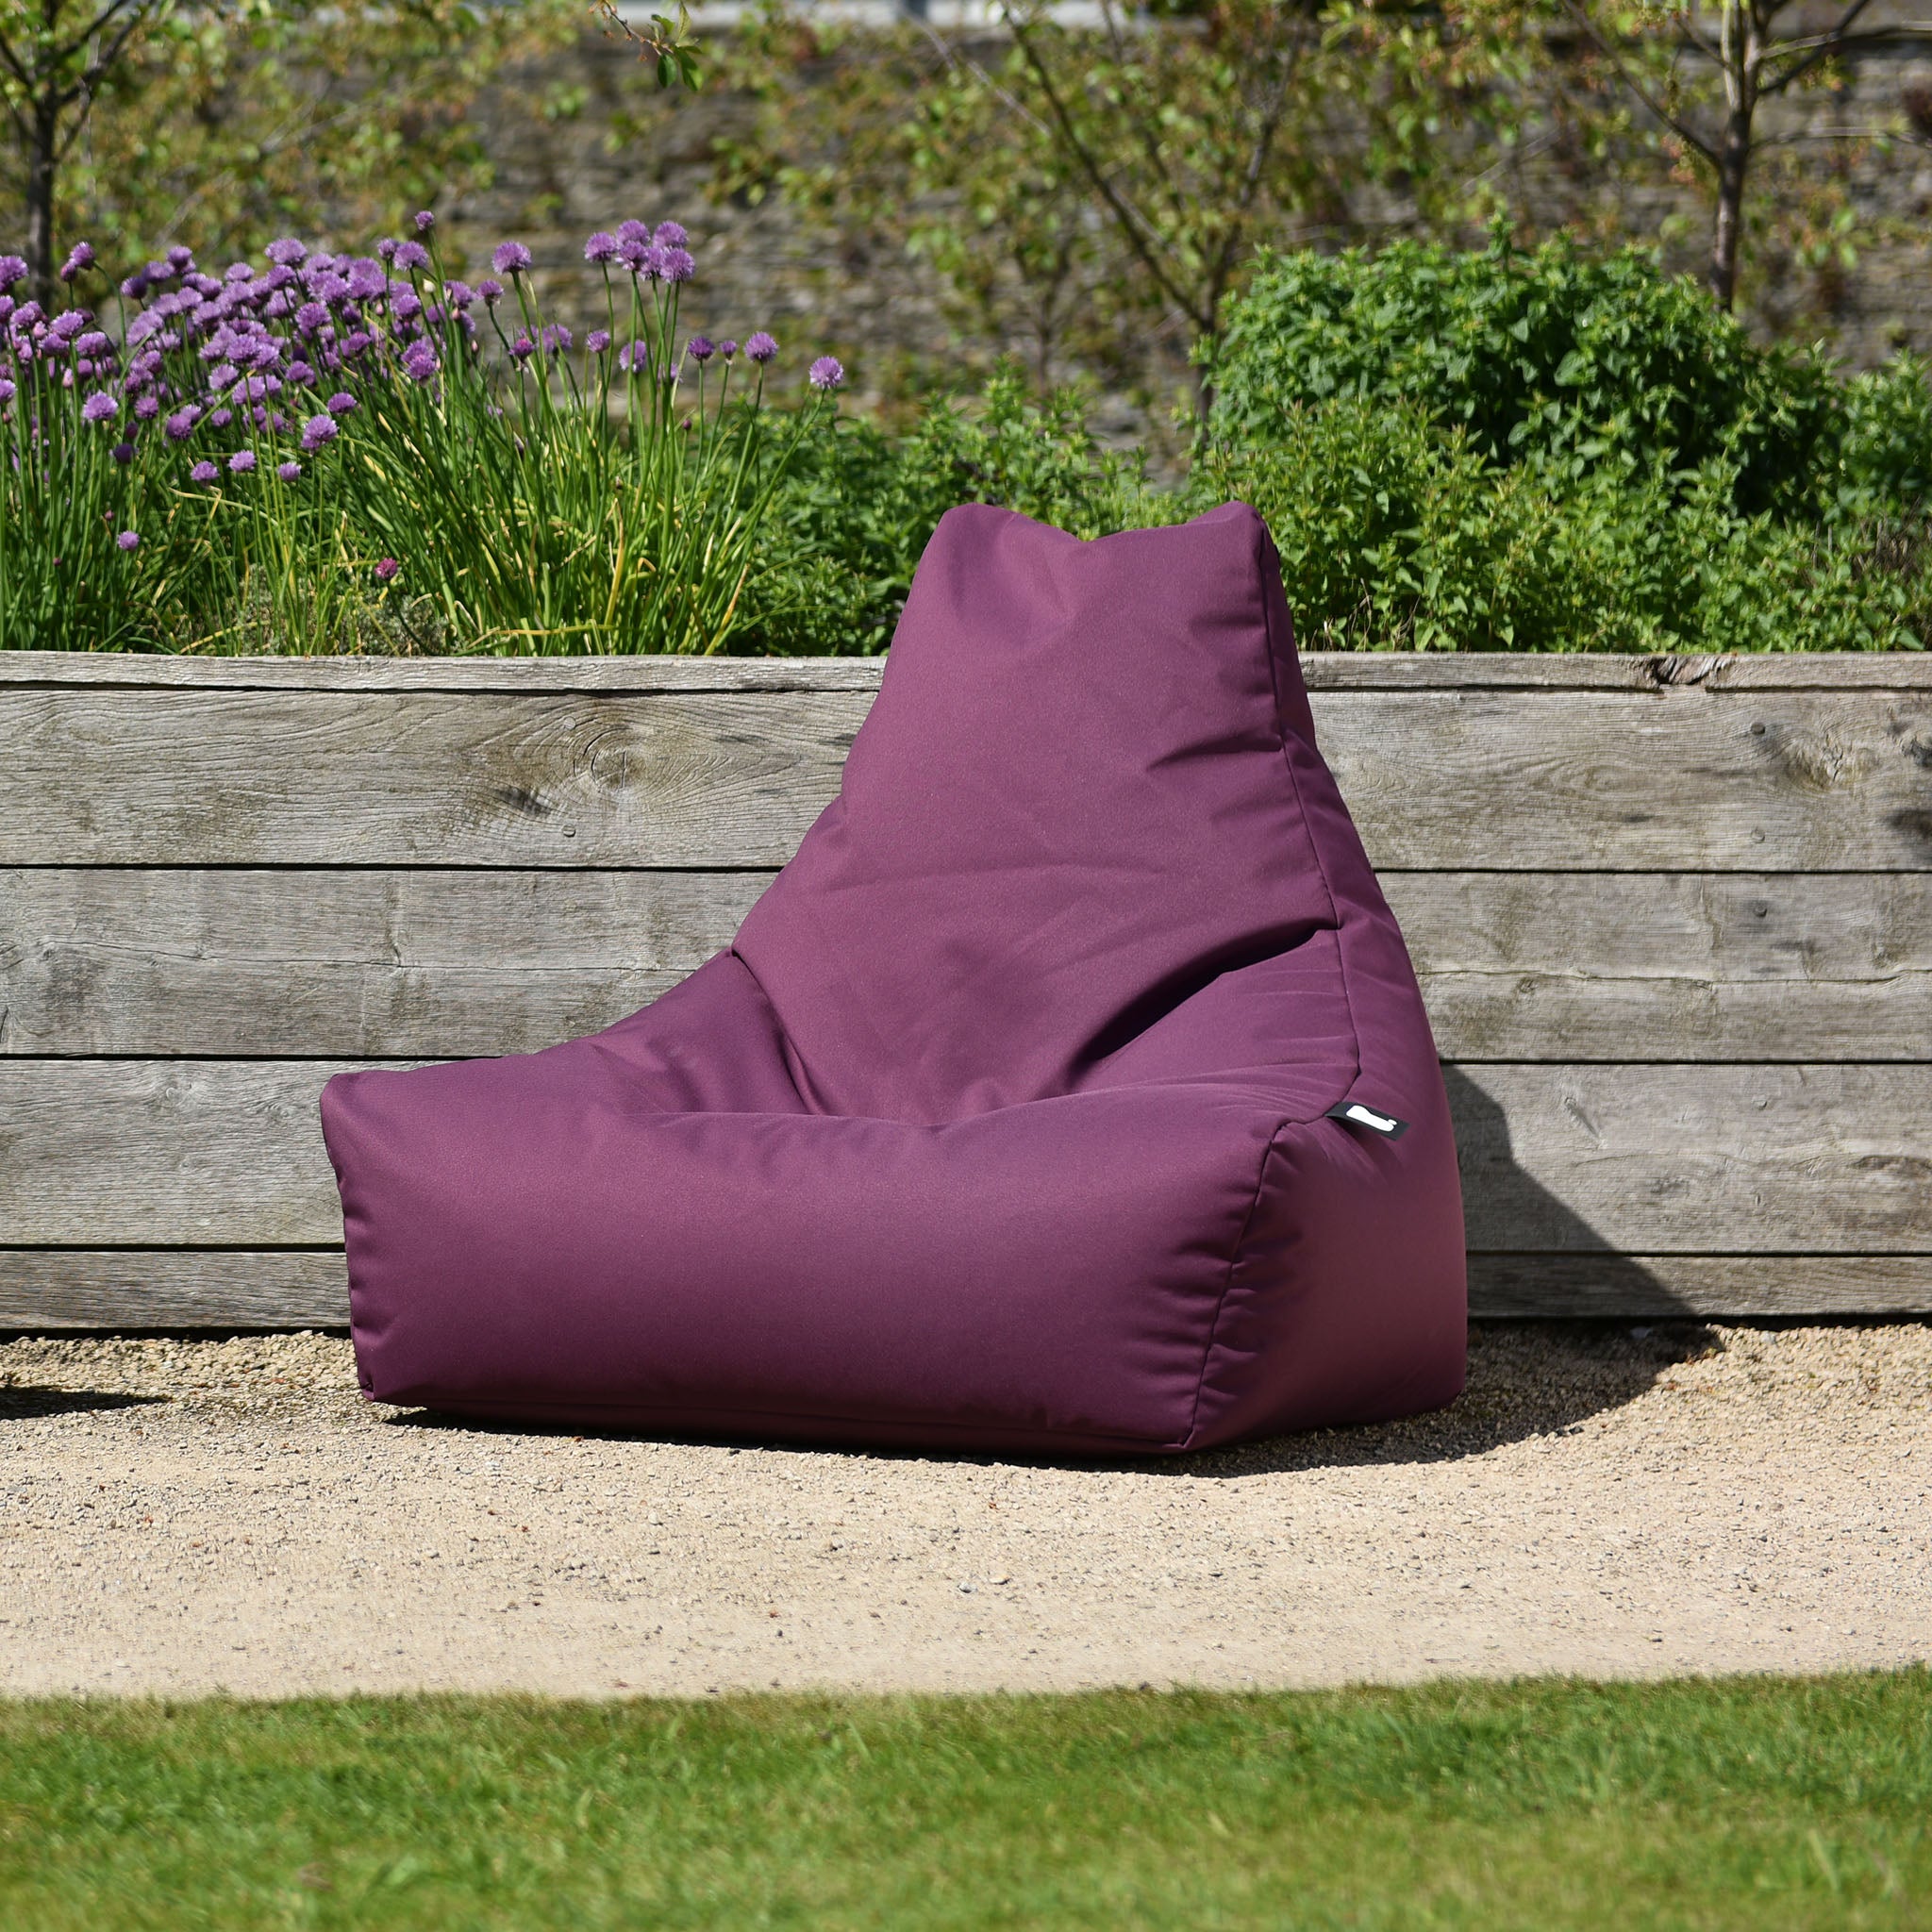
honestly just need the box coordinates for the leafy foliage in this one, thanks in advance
[1203,235,1846,514]
[0,1,582,294]
[737,368,1152,653]
[717,0,1545,416]
[739,243,1932,657]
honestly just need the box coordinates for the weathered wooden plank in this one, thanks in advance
[0,869,769,1058]
[3,1059,1927,1251]
[1385,872,1932,1061]
[6,685,1930,871]
[6,867,1929,1060]
[1448,1064,1932,1253]
[0,1251,349,1330]
[0,688,868,870]
[2,1249,1925,1331]
[1322,689,1932,873]
[1465,1254,1932,1317]
[0,653,887,694]
[4,650,1928,693]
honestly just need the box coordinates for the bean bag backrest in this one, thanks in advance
[737,501,1339,1122]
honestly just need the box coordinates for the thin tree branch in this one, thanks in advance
[996,0,1208,328]
[53,0,156,69]
[1206,25,1304,314]
[0,31,38,92]
[1558,0,1719,161]
[78,1,158,91]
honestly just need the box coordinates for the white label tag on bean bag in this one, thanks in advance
[1325,1100,1409,1140]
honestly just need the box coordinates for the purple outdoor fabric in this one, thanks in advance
[321,501,1466,1451]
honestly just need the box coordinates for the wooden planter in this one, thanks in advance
[3,650,1928,1327]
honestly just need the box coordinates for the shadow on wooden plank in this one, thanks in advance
[1193,1069,1712,1472]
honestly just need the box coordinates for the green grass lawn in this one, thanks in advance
[2,1673,1927,1929]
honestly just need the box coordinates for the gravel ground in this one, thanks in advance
[2,1323,1927,1699]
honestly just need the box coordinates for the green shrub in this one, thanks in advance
[1201,237,1872,517]
[738,369,1153,653]
[1188,397,1929,653]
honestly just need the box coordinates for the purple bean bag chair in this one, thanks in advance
[321,502,1466,1452]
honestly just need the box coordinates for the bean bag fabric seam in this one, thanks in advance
[1184,1114,1290,1449]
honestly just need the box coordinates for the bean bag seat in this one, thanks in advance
[321,501,1466,1453]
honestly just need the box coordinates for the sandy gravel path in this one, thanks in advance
[2,1323,1927,1698]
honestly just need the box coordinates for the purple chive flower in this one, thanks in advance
[190,459,219,483]
[401,339,440,381]
[390,287,423,323]
[414,209,436,234]
[686,335,715,363]
[110,441,135,465]
[300,412,338,450]
[654,221,689,248]
[583,231,619,264]
[276,460,302,482]
[228,448,257,473]
[80,391,118,423]
[508,333,536,362]
[718,339,739,360]
[374,557,400,582]
[745,331,778,365]
[0,377,15,404]
[120,273,150,301]
[266,238,307,267]
[443,280,475,310]
[541,323,572,355]
[209,407,233,429]
[167,243,194,272]
[492,241,532,276]
[59,242,94,281]
[325,391,358,415]
[133,393,160,421]
[164,408,196,441]
[376,238,399,264]
[808,356,844,391]
[660,248,694,283]
[0,257,27,291]
[616,219,650,246]
[116,530,140,551]
[295,300,330,335]
[344,260,385,303]
[224,262,252,284]
[394,240,430,273]
[285,359,315,388]
[587,328,610,354]
[617,340,649,373]
[476,278,504,308]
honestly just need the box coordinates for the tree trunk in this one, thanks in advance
[1707,0,1761,312]
[1708,110,1751,310]
[25,93,59,307]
